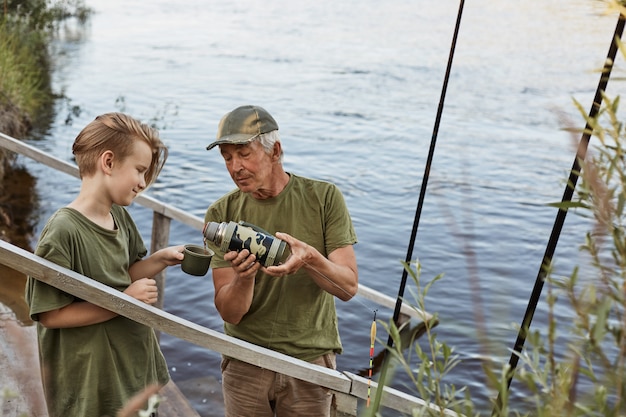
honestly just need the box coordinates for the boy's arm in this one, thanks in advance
[38,277,159,329]
[128,245,184,281]
[39,301,118,328]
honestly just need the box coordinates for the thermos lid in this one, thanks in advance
[204,222,220,241]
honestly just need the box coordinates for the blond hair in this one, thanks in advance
[72,112,168,187]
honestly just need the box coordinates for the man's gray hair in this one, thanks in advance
[257,130,283,162]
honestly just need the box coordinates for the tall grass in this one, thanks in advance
[0,0,91,138]
[366,8,626,416]
[0,19,50,124]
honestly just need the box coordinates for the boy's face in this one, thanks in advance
[108,140,153,206]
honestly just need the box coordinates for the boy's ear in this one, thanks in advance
[100,150,115,174]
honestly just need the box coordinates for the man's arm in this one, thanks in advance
[212,249,261,324]
[265,232,358,301]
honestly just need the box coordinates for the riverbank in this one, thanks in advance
[0,0,75,331]
[0,7,52,248]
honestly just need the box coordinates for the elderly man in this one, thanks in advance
[204,104,359,417]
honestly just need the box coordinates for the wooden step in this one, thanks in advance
[159,381,203,417]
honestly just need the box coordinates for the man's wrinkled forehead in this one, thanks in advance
[219,140,260,155]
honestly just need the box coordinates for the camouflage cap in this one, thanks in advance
[206,105,279,150]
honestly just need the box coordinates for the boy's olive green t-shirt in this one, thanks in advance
[205,173,358,362]
[25,205,170,417]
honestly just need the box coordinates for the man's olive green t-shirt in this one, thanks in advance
[204,173,358,362]
[25,205,170,417]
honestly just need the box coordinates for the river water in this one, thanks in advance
[14,0,624,415]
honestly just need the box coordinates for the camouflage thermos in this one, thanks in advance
[203,221,290,267]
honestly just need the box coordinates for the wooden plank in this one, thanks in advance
[357,284,433,322]
[150,211,171,311]
[333,391,357,417]
[159,381,202,417]
[0,132,79,178]
[135,193,204,230]
[343,372,461,417]
[0,239,352,394]
[0,133,203,230]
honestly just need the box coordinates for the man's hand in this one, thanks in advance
[225,249,261,278]
[263,232,308,277]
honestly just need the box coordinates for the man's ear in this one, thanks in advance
[271,142,282,162]
[100,150,115,175]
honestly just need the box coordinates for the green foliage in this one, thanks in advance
[0,0,92,137]
[376,264,474,417]
[1,0,91,31]
[372,15,626,417]
[0,19,50,117]
[504,89,626,415]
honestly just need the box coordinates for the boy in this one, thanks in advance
[26,112,184,417]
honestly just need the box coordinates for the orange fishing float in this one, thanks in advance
[367,310,377,408]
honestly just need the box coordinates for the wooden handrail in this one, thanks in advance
[0,240,348,389]
[0,131,431,322]
[0,132,203,229]
[0,130,446,415]
[0,239,454,415]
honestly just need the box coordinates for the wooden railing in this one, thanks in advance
[0,132,446,416]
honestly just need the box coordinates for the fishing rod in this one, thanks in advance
[370,0,466,413]
[492,12,626,416]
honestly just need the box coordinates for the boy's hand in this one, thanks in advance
[159,245,185,266]
[125,278,158,304]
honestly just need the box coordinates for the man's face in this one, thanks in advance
[219,140,275,197]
